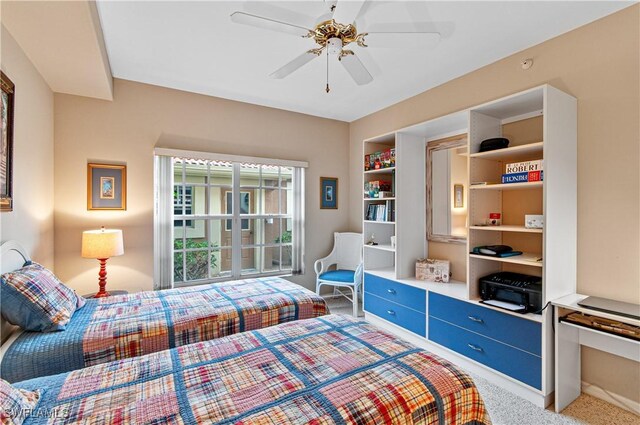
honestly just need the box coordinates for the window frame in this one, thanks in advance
[159,152,305,289]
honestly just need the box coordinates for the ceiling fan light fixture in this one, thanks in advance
[327,37,343,55]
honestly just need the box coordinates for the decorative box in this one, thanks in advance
[416,259,451,283]
[525,214,544,229]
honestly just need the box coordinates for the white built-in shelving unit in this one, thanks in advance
[362,84,577,408]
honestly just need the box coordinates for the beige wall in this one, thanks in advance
[0,25,54,268]
[349,5,639,403]
[54,78,349,295]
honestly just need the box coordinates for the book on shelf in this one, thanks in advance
[364,180,392,198]
[365,200,395,222]
[364,148,395,171]
[505,159,543,174]
[501,170,544,184]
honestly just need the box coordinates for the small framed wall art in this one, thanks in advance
[1,71,15,212]
[454,184,464,208]
[320,177,338,209]
[87,163,127,210]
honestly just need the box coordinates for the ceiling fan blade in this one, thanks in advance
[270,50,322,79]
[332,0,367,25]
[230,12,311,37]
[361,32,440,48]
[339,53,373,85]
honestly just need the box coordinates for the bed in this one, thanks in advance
[12,315,490,424]
[0,241,328,383]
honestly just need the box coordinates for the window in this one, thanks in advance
[154,149,306,289]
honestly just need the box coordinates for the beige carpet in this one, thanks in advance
[560,394,639,425]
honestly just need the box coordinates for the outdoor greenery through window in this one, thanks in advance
[172,158,297,285]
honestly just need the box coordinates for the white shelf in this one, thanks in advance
[470,225,543,234]
[470,252,543,267]
[470,181,543,191]
[364,197,395,201]
[364,220,395,225]
[470,141,544,160]
[469,298,544,323]
[364,244,395,252]
[364,167,395,175]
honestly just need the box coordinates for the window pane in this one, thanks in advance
[241,247,259,275]
[209,163,232,186]
[211,248,232,279]
[174,219,208,246]
[185,250,209,281]
[261,188,280,214]
[261,165,279,188]
[174,252,184,282]
[281,245,293,270]
[209,219,231,248]
[277,220,292,244]
[240,164,261,187]
[208,187,226,215]
[242,218,280,246]
[262,246,281,272]
[281,167,293,188]
[281,189,292,215]
[224,189,257,216]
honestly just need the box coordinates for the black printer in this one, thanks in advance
[479,272,543,314]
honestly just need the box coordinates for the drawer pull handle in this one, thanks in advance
[468,315,484,324]
[387,310,396,316]
[387,289,396,295]
[467,343,484,353]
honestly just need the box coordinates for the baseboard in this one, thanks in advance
[581,381,640,415]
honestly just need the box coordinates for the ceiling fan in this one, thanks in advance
[230,0,442,92]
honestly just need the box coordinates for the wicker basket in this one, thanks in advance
[416,259,451,283]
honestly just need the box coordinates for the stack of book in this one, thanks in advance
[364,180,392,198]
[501,160,544,184]
[364,148,396,171]
[365,200,395,222]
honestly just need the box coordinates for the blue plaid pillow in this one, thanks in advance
[0,262,86,332]
[0,379,40,425]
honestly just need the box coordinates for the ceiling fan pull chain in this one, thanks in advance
[326,47,330,93]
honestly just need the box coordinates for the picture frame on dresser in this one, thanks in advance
[87,163,127,210]
[0,71,15,212]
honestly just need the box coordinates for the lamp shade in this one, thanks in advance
[81,228,124,259]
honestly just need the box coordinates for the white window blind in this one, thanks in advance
[154,149,306,290]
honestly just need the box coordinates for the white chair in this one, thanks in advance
[314,232,363,317]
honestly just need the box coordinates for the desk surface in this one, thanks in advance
[552,293,640,327]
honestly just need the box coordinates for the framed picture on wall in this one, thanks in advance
[87,163,127,210]
[320,177,338,209]
[454,184,464,208]
[1,71,15,212]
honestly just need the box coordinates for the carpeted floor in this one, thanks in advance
[324,297,639,425]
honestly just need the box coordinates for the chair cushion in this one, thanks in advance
[0,261,86,332]
[319,270,356,283]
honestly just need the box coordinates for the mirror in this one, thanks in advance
[427,134,468,244]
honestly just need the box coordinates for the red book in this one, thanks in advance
[528,170,542,182]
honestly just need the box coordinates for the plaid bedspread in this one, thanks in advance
[1,277,328,382]
[16,315,490,425]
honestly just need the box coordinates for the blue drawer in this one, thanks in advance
[429,317,541,389]
[364,292,426,337]
[429,292,541,356]
[364,273,426,313]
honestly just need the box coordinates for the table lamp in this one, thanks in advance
[81,227,124,298]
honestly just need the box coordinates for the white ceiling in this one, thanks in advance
[96,1,632,122]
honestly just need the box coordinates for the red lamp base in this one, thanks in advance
[94,257,111,298]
